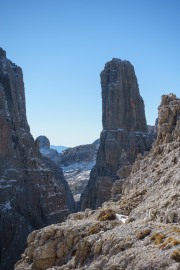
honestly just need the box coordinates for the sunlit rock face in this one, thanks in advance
[80,59,156,210]
[118,94,180,223]
[0,48,74,270]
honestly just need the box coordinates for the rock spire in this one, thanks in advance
[101,58,147,131]
[80,59,155,210]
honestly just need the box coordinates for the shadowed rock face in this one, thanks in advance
[0,48,74,270]
[101,59,147,132]
[80,59,155,210]
[35,136,75,212]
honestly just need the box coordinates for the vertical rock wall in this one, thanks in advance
[81,59,155,210]
[101,59,147,131]
[0,48,74,270]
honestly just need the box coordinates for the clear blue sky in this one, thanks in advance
[1,0,180,147]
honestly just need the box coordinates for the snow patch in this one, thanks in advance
[1,201,12,212]
[116,214,128,223]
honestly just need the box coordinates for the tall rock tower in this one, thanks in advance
[80,59,155,210]
[0,48,74,270]
[101,59,147,131]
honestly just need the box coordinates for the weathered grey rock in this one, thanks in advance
[36,137,99,206]
[35,135,63,165]
[80,59,155,210]
[119,94,180,222]
[61,143,98,166]
[61,143,99,205]
[15,210,180,270]
[101,58,147,131]
[0,50,74,270]
[36,135,50,149]
[35,135,75,213]
[15,94,180,270]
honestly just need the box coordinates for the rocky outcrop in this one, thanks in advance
[0,49,74,270]
[35,136,75,212]
[118,94,180,222]
[101,58,147,132]
[81,59,156,210]
[15,94,180,270]
[35,136,63,165]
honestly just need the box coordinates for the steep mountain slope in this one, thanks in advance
[118,94,180,221]
[0,48,74,270]
[15,94,180,270]
[35,136,75,212]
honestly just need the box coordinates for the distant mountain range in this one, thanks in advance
[50,145,69,153]
[50,139,100,153]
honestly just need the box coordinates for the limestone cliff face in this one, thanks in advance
[119,94,180,222]
[0,49,74,270]
[80,59,155,210]
[15,94,180,270]
[101,58,147,131]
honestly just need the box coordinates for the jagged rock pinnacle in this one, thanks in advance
[0,48,6,58]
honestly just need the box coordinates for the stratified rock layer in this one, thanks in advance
[81,59,155,210]
[15,94,180,270]
[0,49,74,270]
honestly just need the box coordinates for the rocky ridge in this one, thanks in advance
[61,142,99,204]
[118,93,180,222]
[0,49,74,270]
[15,94,180,270]
[81,59,156,210]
